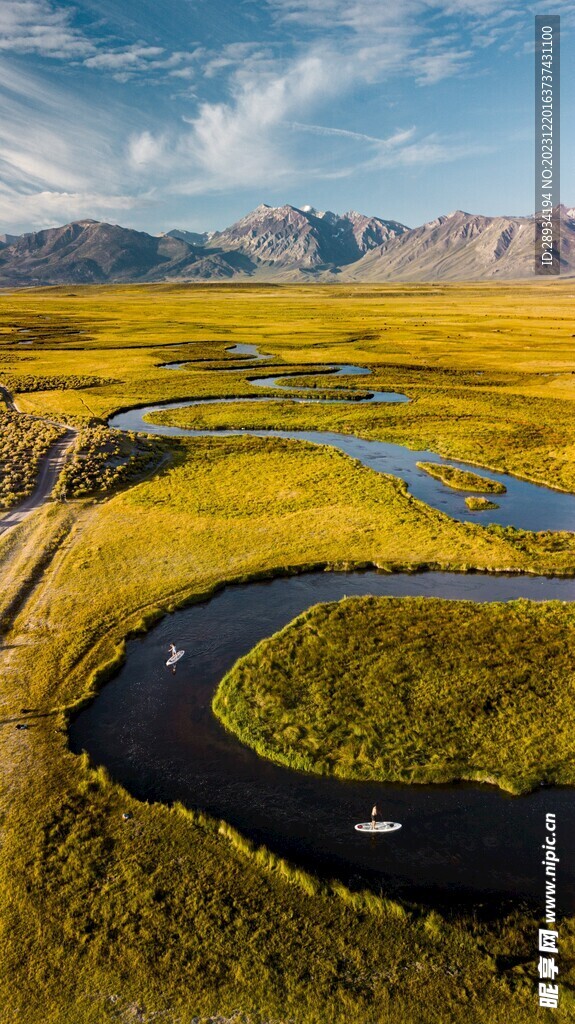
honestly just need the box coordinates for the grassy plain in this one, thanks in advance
[214,595,575,793]
[0,282,575,1022]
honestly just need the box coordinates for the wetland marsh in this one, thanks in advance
[1,282,575,1022]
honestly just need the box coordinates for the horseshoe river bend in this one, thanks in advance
[70,344,575,913]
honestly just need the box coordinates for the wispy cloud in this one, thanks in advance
[0,63,116,188]
[366,137,492,169]
[201,42,273,79]
[83,46,198,82]
[128,130,166,168]
[284,120,488,175]
[0,60,144,228]
[414,49,473,84]
[84,46,165,72]
[1,0,571,230]
[286,123,417,146]
[126,49,485,201]
[266,0,573,76]
[153,0,492,197]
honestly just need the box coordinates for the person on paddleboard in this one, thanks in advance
[371,804,379,830]
[168,644,179,674]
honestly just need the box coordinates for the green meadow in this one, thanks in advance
[0,282,574,1022]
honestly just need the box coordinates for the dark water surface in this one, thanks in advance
[70,570,575,912]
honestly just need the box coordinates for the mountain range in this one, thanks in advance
[1,203,573,287]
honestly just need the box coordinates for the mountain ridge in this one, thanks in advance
[0,203,572,286]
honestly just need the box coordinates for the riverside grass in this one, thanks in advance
[213,595,575,794]
[1,282,575,1022]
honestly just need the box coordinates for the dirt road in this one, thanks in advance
[0,429,77,534]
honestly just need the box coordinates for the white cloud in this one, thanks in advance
[120,18,489,201]
[284,120,487,176]
[82,45,197,80]
[169,49,347,193]
[414,49,473,84]
[84,46,165,71]
[367,137,491,169]
[0,2,198,81]
[0,60,151,229]
[2,0,569,228]
[0,0,94,58]
[128,130,166,168]
[157,0,499,198]
[202,42,272,79]
[169,67,195,80]
[266,0,573,79]
[440,0,504,12]
[0,188,143,229]
[0,63,118,189]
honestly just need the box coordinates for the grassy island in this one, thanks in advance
[465,496,500,511]
[214,595,575,794]
[416,462,506,494]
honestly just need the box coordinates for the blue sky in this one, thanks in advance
[1,0,573,234]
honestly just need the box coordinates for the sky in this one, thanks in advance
[1,0,573,234]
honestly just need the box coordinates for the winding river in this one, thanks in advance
[113,344,575,532]
[70,343,575,912]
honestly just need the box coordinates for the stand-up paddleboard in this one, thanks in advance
[355,822,402,833]
[166,650,185,666]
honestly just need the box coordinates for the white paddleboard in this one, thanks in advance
[166,650,185,666]
[355,822,402,833]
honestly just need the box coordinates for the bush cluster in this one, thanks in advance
[1,374,115,393]
[55,425,164,498]
[0,412,64,508]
